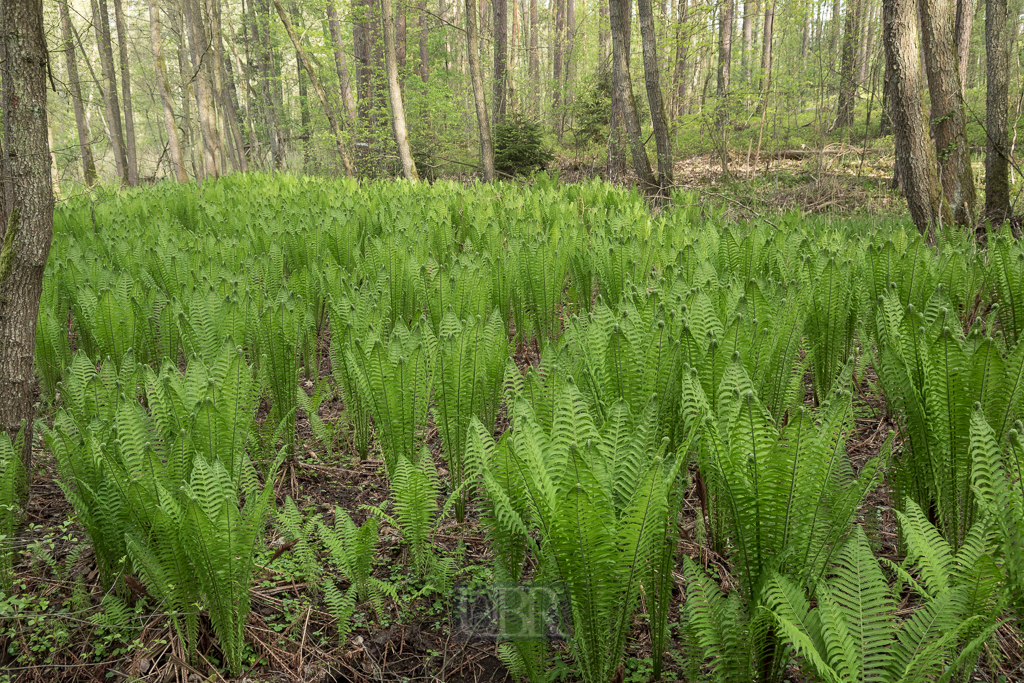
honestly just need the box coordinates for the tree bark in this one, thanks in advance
[672,0,689,116]
[326,2,359,119]
[148,0,189,182]
[529,0,539,114]
[183,0,221,178]
[91,0,129,184]
[380,0,419,179]
[741,0,756,83]
[397,5,407,69]
[112,0,139,185]
[273,0,356,176]
[553,0,564,133]
[833,0,860,128]
[985,0,1010,224]
[249,0,281,168]
[638,0,673,190]
[466,0,496,180]
[882,0,949,239]
[0,0,55,489]
[717,0,734,174]
[353,0,374,128]
[954,0,973,97]
[494,0,508,121]
[920,0,975,225]
[419,0,430,82]
[759,0,774,95]
[610,0,657,192]
[57,0,97,186]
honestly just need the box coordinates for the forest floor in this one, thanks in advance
[6,330,1024,683]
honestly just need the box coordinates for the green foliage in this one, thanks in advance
[765,527,999,683]
[0,428,26,592]
[493,113,554,177]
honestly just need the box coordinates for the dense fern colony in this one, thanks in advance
[18,173,1024,679]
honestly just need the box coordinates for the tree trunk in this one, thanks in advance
[638,0,673,190]
[717,0,734,174]
[353,0,374,128]
[600,3,610,63]
[91,0,128,184]
[419,0,430,82]
[0,0,55,490]
[833,0,859,128]
[529,0,539,114]
[741,0,755,83]
[250,0,281,168]
[183,0,221,178]
[148,0,189,182]
[759,0,774,95]
[509,0,519,105]
[565,0,575,128]
[397,5,407,70]
[920,0,975,225]
[379,0,419,180]
[326,2,359,120]
[220,35,249,172]
[985,0,1010,224]
[273,0,356,176]
[610,0,657,192]
[57,0,98,186]
[112,0,139,185]
[954,0,973,97]
[466,0,496,180]
[553,0,564,134]
[607,0,630,176]
[882,0,949,239]
[494,0,508,121]
[672,0,689,116]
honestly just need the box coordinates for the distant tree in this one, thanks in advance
[985,0,1010,226]
[466,0,496,180]
[57,0,97,186]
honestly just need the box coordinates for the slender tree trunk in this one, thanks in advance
[91,0,128,183]
[509,0,519,105]
[273,0,356,175]
[607,0,630,175]
[183,0,221,178]
[600,3,610,63]
[638,0,673,190]
[220,38,249,171]
[466,0,496,179]
[920,0,975,225]
[833,0,860,128]
[419,0,430,82]
[112,0,139,184]
[672,0,689,116]
[174,6,198,175]
[760,0,774,94]
[882,0,948,239]
[741,0,755,83]
[529,0,539,114]
[327,2,359,120]
[0,0,55,487]
[353,0,374,129]
[58,0,98,186]
[717,0,734,174]
[494,0,508,121]
[610,0,657,192]
[397,5,407,70]
[148,0,189,182]
[858,4,876,88]
[380,0,419,179]
[250,0,281,168]
[954,0,973,97]
[565,0,575,128]
[985,0,1010,224]
[553,0,564,133]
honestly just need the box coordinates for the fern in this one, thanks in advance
[0,427,27,592]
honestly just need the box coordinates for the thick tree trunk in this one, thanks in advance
[0,0,55,489]
[985,0,1010,224]
[273,0,356,176]
[920,0,975,225]
[610,0,657,192]
[419,0,430,82]
[494,0,508,121]
[112,0,139,185]
[380,0,419,180]
[58,0,97,186]
[148,0,189,182]
[882,0,949,239]
[954,0,973,97]
[91,0,128,183]
[833,0,859,128]
[326,2,359,119]
[466,0,496,180]
[717,0,734,174]
[638,0,673,190]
